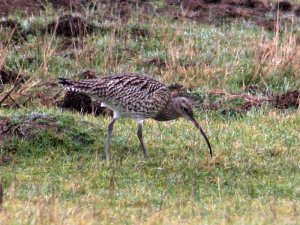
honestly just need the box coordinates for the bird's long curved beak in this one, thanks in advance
[190,117,213,158]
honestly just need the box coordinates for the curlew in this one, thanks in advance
[58,73,212,160]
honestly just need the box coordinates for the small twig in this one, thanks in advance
[8,95,23,108]
[0,79,23,107]
[17,78,39,93]
[207,89,270,102]
[52,90,63,100]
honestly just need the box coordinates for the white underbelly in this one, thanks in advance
[101,101,149,120]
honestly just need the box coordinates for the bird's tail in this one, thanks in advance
[58,78,97,94]
[58,78,74,86]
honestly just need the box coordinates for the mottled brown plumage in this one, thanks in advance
[59,73,212,160]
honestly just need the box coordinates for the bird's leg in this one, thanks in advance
[137,121,149,159]
[104,118,117,161]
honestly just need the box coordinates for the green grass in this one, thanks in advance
[1,108,299,224]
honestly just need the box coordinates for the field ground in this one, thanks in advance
[0,0,300,224]
[0,108,299,224]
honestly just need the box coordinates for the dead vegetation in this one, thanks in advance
[254,31,300,76]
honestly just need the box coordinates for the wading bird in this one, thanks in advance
[59,73,212,160]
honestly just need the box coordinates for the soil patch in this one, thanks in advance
[0,67,25,85]
[0,19,21,29]
[0,155,12,164]
[16,14,112,40]
[0,19,27,43]
[274,90,300,109]
[276,1,293,11]
[44,14,101,37]
[0,114,59,145]
[168,0,299,31]
[172,85,299,114]
[0,67,26,107]
[0,0,299,31]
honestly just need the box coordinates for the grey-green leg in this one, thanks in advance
[137,122,149,159]
[104,118,117,161]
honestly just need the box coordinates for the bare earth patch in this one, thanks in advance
[172,85,300,113]
[0,114,59,145]
[0,0,299,31]
[0,67,25,85]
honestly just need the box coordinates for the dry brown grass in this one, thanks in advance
[254,27,300,77]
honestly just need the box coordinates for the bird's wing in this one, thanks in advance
[103,73,171,116]
[59,73,171,116]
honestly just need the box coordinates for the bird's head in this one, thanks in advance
[173,97,213,158]
[173,97,195,120]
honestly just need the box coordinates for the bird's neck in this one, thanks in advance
[153,99,180,121]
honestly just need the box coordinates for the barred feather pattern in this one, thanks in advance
[59,73,171,119]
